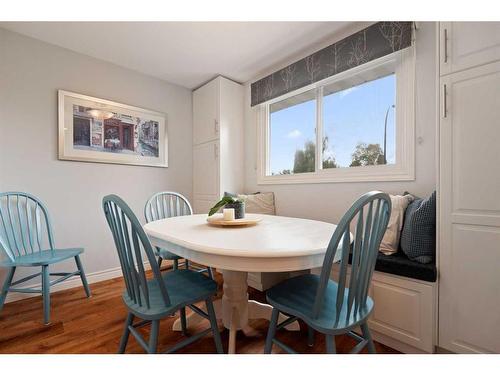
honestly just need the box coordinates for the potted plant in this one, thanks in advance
[208,196,245,219]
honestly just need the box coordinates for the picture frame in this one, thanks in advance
[58,90,168,168]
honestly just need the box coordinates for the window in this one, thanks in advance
[269,90,316,175]
[258,49,415,184]
[322,74,396,169]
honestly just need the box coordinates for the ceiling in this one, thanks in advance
[0,22,357,89]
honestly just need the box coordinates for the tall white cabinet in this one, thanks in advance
[192,76,244,214]
[438,22,500,353]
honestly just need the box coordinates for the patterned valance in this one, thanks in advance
[251,22,413,106]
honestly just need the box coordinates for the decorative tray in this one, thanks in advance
[206,214,261,227]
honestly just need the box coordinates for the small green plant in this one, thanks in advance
[208,196,240,216]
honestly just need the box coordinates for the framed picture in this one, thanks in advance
[58,90,168,167]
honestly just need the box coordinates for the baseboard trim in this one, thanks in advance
[370,330,435,354]
[4,261,154,304]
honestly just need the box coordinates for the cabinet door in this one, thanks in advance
[193,140,220,200]
[193,199,218,215]
[440,22,500,76]
[328,266,436,353]
[193,78,219,145]
[439,61,500,353]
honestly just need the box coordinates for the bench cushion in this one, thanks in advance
[349,251,437,282]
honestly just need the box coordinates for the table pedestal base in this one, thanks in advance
[172,269,299,353]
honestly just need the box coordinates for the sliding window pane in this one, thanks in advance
[322,74,396,169]
[269,90,316,176]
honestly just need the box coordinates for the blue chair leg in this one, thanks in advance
[185,259,189,269]
[361,322,376,354]
[307,325,315,347]
[0,267,16,312]
[157,257,163,269]
[75,255,91,297]
[206,298,223,353]
[180,307,188,335]
[173,259,178,270]
[148,320,160,354]
[264,307,279,354]
[207,267,214,279]
[118,312,134,353]
[326,335,336,354]
[42,265,50,325]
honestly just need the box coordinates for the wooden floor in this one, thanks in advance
[0,270,399,354]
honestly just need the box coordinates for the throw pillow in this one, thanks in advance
[400,191,436,264]
[379,194,414,255]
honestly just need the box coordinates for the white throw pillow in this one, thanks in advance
[379,194,414,255]
[237,192,276,215]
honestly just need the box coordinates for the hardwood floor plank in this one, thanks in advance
[0,271,399,354]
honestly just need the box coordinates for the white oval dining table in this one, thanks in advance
[143,213,341,354]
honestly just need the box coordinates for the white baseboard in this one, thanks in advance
[4,261,153,304]
[370,330,435,354]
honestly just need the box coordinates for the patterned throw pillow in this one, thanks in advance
[400,191,436,264]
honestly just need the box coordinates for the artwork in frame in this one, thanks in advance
[58,90,168,167]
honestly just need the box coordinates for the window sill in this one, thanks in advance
[257,165,415,185]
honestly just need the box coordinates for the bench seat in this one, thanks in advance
[349,251,437,282]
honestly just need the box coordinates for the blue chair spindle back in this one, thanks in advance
[314,191,391,327]
[144,191,193,223]
[0,192,54,262]
[103,194,170,309]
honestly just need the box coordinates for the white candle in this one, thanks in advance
[223,208,235,221]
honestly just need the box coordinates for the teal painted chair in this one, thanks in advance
[103,194,223,354]
[144,191,213,278]
[0,192,91,324]
[264,191,391,354]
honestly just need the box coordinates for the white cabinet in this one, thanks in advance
[440,22,500,76]
[193,141,219,199]
[439,23,500,353]
[192,76,244,214]
[327,266,436,353]
[368,273,436,353]
[193,78,219,145]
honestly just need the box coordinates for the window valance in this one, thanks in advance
[251,22,413,106]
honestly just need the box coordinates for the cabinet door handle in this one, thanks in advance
[214,120,219,135]
[443,28,448,63]
[214,144,218,158]
[443,84,448,118]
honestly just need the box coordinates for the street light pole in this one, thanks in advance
[383,104,395,165]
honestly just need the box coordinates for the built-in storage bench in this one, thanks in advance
[242,191,437,353]
[327,253,438,353]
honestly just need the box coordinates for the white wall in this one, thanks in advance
[0,28,193,291]
[244,22,437,223]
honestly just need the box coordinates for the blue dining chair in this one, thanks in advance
[264,191,391,354]
[0,192,91,324]
[103,194,223,354]
[144,191,213,278]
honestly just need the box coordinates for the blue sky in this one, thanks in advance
[269,74,396,174]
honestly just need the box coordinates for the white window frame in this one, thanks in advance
[257,47,415,185]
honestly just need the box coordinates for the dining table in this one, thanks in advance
[143,213,342,354]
